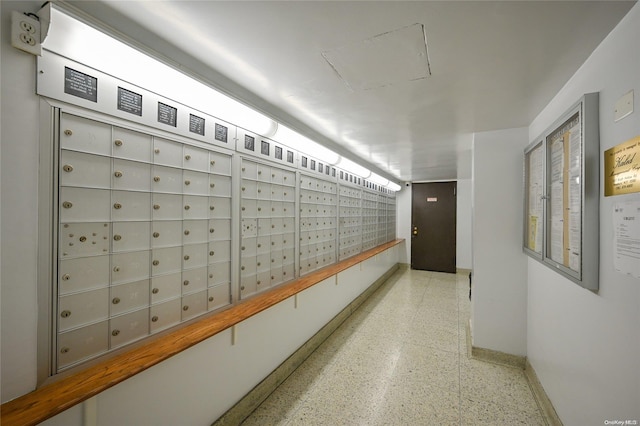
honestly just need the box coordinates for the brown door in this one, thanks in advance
[411,182,457,272]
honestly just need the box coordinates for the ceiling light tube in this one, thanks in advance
[273,125,340,164]
[42,4,277,136]
[386,181,402,192]
[336,157,371,179]
[368,173,389,186]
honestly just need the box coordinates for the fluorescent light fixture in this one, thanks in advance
[368,173,389,186]
[386,181,402,192]
[273,125,340,164]
[41,4,277,136]
[336,157,371,179]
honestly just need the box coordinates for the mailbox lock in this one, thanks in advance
[113,203,122,210]
[112,297,121,304]
[184,230,190,235]
[210,206,215,211]
[183,305,189,311]
[62,201,73,209]
[79,236,87,242]
[152,288,159,294]
[63,164,73,172]
[114,139,123,147]
[208,296,214,302]
[64,129,73,136]
[210,228,215,233]
[60,310,71,318]
[153,176,160,182]
[153,204,160,210]
[183,255,190,261]
[184,205,190,210]
[184,180,190,185]
[113,235,122,241]
[60,347,70,354]
[113,266,120,272]
[210,160,216,166]
[153,260,160,266]
[114,171,123,178]
[184,155,191,160]
[241,266,245,271]
[183,280,189,286]
[153,232,160,238]
[154,148,160,154]
[240,285,245,291]
[209,251,215,256]
[112,329,120,336]
[62,274,70,281]
[151,316,159,322]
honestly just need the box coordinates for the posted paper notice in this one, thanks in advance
[613,200,640,279]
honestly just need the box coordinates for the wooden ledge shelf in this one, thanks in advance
[1,239,403,426]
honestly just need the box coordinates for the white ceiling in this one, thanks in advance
[66,0,635,183]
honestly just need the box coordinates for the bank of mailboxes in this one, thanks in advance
[54,113,397,371]
[240,159,296,298]
[299,174,338,275]
[338,185,363,261]
[56,113,233,370]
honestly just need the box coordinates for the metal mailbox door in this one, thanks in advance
[59,187,111,223]
[111,250,151,284]
[113,127,152,163]
[59,255,110,294]
[109,279,149,316]
[109,308,149,349]
[150,298,181,333]
[112,221,151,252]
[60,114,111,156]
[150,272,181,304]
[59,150,111,189]
[58,288,109,331]
[153,138,183,168]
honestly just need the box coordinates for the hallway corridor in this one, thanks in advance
[241,268,546,425]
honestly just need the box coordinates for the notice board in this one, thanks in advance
[523,93,599,291]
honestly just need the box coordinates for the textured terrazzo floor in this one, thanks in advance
[241,268,546,425]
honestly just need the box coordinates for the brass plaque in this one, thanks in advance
[605,136,640,196]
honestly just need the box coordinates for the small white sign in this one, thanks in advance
[614,90,634,122]
[427,197,437,202]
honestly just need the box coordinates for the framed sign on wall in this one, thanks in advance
[523,93,600,291]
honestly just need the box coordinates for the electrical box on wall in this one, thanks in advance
[11,11,42,56]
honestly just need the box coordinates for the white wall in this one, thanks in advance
[395,180,472,270]
[395,185,411,264]
[527,3,640,424]
[456,179,472,269]
[471,128,528,356]
[1,0,42,401]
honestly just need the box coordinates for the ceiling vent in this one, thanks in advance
[322,23,431,91]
